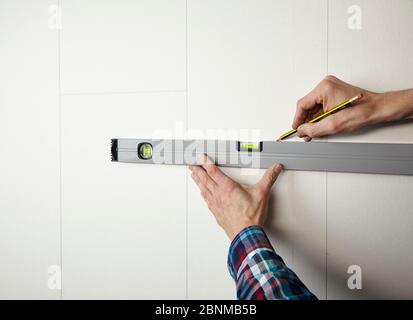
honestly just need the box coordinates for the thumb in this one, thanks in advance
[257,164,283,192]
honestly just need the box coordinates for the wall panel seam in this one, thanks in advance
[58,0,63,301]
[185,0,189,300]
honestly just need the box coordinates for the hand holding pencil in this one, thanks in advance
[278,75,413,142]
[277,94,363,141]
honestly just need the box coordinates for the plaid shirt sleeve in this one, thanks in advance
[227,225,317,300]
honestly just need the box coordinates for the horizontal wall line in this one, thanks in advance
[61,89,187,96]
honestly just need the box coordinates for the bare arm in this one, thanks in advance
[294,75,413,141]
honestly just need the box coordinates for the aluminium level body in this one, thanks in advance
[111,139,413,176]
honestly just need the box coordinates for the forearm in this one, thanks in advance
[227,226,317,300]
[372,88,413,123]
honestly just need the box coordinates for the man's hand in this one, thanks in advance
[294,75,413,141]
[189,155,283,241]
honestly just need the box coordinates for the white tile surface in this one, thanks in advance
[328,0,413,143]
[187,174,235,299]
[0,0,60,299]
[187,0,328,299]
[60,0,186,94]
[264,170,326,299]
[327,0,413,299]
[327,173,413,299]
[61,93,187,299]
[188,0,327,140]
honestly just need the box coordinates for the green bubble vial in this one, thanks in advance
[138,143,153,159]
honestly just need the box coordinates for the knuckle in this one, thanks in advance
[324,74,337,82]
[300,125,311,136]
[322,76,337,92]
[209,165,218,176]
[204,163,212,172]
[269,169,277,180]
[323,81,334,93]
[307,129,316,138]
[200,172,208,182]
[264,174,274,186]
[225,182,236,194]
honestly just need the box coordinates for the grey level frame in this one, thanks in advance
[111,138,413,176]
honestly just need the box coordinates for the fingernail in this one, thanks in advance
[274,164,283,171]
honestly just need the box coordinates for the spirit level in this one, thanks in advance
[111,139,413,176]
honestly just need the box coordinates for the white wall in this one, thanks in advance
[0,0,60,299]
[0,0,412,299]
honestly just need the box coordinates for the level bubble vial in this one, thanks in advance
[138,142,153,160]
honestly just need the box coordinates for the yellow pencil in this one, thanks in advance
[276,94,363,141]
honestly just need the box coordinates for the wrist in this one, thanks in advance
[226,221,261,241]
[397,89,413,119]
[374,89,413,122]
